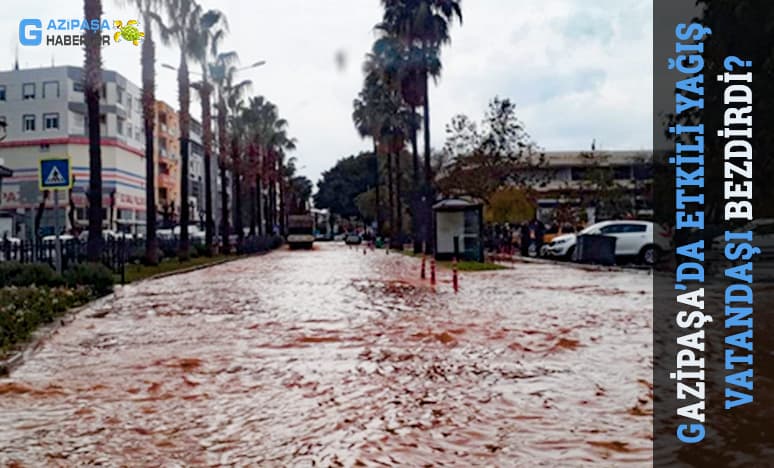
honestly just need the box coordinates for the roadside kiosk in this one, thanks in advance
[433,198,484,262]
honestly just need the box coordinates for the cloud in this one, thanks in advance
[1,0,652,186]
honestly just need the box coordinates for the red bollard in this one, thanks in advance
[421,254,426,279]
[452,256,459,293]
[430,257,436,286]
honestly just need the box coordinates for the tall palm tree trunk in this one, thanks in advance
[255,173,265,234]
[217,97,229,253]
[84,0,103,262]
[201,82,214,255]
[422,72,434,255]
[394,147,403,250]
[177,56,191,261]
[249,181,257,236]
[141,14,158,265]
[411,124,422,253]
[373,140,381,237]
[232,141,244,248]
[387,150,395,242]
[278,156,286,236]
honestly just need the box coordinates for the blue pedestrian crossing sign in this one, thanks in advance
[39,158,72,190]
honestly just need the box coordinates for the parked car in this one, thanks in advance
[711,218,774,256]
[345,233,362,245]
[41,234,76,245]
[546,220,670,265]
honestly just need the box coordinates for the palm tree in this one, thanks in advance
[378,0,463,252]
[353,89,382,236]
[227,99,247,248]
[211,53,250,251]
[191,11,228,255]
[241,96,295,236]
[166,0,222,260]
[123,0,165,265]
[84,0,103,262]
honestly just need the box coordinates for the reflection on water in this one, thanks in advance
[0,244,652,466]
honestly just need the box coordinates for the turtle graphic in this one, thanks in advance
[113,20,144,46]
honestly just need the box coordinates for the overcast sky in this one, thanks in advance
[3,0,652,186]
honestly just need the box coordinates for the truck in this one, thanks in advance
[287,214,315,249]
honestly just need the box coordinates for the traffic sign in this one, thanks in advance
[39,158,72,190]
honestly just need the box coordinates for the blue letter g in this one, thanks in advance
[19,19,42,46]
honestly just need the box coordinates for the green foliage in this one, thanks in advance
[485,187,534,223]
[0,286,91,355]
[0,262,64,288]
[314,152,378,218]
[437,97,545,202]
[63,263,115,296]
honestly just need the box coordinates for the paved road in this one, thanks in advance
[0,243,652,466]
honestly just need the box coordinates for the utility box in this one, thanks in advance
[433,198,483,262]
[574,234,616,265]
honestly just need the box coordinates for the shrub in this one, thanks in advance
[0,286,92,355]
[63,263,115,296]
[0,262,64,288]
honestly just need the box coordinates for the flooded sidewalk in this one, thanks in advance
[0,243,652,466]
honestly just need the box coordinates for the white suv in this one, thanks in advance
[546,220,670,265]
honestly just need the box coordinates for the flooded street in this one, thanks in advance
[0,243,652,466]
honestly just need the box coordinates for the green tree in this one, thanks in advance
[378,0,463,252]
[165,0,222,260]
[211,51,251,252]
[437,97,545,203]
[121,0,165,265]
[314,152,378,220]
[191,10,228,255]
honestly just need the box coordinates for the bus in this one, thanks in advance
[287,214,315,249]
[311,208,332,241]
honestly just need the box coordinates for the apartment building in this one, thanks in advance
[0,65,145,238]
[154,100,180,225]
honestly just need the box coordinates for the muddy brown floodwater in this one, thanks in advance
[0,243,652,466]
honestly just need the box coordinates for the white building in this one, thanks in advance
[0,65,146,239]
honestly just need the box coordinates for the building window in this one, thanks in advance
[116,86,124,105]
[43,81,60,99]
[0,85,5,101]
[22,83,35,100]
[117,117,125,135]
[73,80,84,92]
[126,123,132,138]
[23,114,35,132]
[43,113,60,130]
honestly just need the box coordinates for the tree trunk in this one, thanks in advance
[177,55,190,261]
[422,72,434,255]
[256,172,263,236]
[201,78,214,256]
[387,150,394,242]
[232,140,244,248]
[249,183,257,236]
[394,147,403,250]
[217,96,230,253]
[278,155,286,236]
[142,16,158,265]
[84,0,103,263]
[373,140,380,237]
[411,121,422,253]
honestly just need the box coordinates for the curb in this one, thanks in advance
[129,251,266,285]
[0,296,110,377]
[0,249,277,376]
